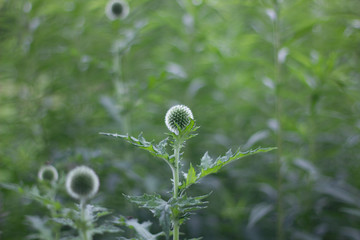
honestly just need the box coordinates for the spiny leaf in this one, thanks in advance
[184,163,197,188]
[100,132,172,164]
[180,147,276,190]
[85,205,113,222]
[199,147,276,178]
[169,193,210,223]
[116,216,163,240]
[170,118,200,143]
[199,152,212,169]
[125,194,171,239]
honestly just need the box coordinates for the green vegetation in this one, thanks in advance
[1,0,360,239]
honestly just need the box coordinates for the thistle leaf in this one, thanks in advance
[170,118,200,142]
[180,147,276,190]
[125,194,171,239]
[170,193,210,222]
[198,147,276,179]
[100,132,172,164]
[116,216,164,240]
[185,164,197,188]
[199,152,212,169]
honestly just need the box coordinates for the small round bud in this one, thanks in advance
[165,105,194,134]
[105,0,130,21]
[66,166,100,200]
[38,165,58,183]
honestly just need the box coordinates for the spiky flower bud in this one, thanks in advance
[165,105,194,134]
[38,165,59,183]
[66,166,100,201]
[105,0,130,21]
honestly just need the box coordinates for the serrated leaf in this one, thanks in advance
[199,152,212,169]
[169,193,210,223]
[116,216,164,240]
[125,194,171,239]
[198,147,276,181]
[180,147,276,190]
[184,164,197,188]
[100,132,172,164]
[87,205,113,221]
[170,119,199,143]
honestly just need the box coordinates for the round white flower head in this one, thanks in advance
[66,166,100,200]
[105,0,130,21]
[38,165,58,183]
[165,105,194,135]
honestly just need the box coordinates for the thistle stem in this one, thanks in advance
[172,139,182,240]
[80,199,90,240]
[173,143,180,199]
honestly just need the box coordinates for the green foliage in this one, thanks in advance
[103,108,274,239]
[100,132,172,165]
[124,194,171,238]
[181,147,276,190]
[25,216,54,240]
[1,0,360,239]
[124,192,210,238]
[115,216,164,240]
[53,204,119,238]
[1,181,62,239]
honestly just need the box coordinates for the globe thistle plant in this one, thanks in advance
[105,0,130,21]
[64,166,102,240]
[38,165,58,183]
[101,104,275,240]
[165,104,194,135]
[66,166,99,201]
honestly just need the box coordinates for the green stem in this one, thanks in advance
[48,184,60,240]
[172,140,182,240]
[50,207,60,240]
[173,221,180,240]
[80,199,91,240]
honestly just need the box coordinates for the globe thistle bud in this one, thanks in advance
[66,166,100,201]
[105,0,130,21]
[165,105,194,134]
[38,165,58,183]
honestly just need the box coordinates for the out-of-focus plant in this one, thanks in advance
[53,166,119,240]
[1,165,62,240]
[101,105,275,239]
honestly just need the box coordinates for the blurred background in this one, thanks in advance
[1,0,360,239]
